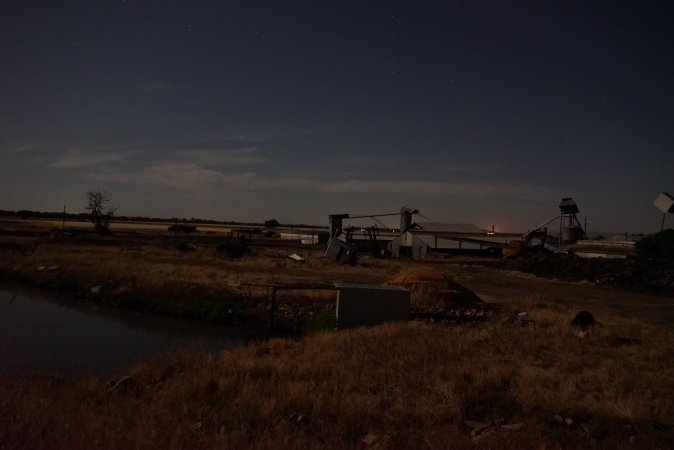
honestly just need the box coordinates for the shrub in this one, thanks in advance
[636,229,674,259]
[216,238,248,257]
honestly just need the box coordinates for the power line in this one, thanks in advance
[417,212,440,223]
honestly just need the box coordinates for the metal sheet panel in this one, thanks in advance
[335,283,409,329]
[416,223,486,233]
[654,192,674,214]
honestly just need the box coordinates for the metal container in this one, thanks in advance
[334,283,409,328]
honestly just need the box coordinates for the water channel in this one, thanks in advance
[0,284,255,379]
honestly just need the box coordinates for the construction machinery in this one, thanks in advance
[503,197,587,258]
[502,226,549,258]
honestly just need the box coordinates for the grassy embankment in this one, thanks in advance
[0,234,406,329]
[2,226,674,447]
[1,299,673,449]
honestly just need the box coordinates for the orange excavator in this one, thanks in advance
[502,226,549,258]
[503,197,588,258]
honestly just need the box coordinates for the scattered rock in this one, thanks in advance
[571,311,596,331]
[471,427,496,444]
[289,412,310,424]
[500,423,524,431]
[503,311,534,327]
[463,420,491,436]
[553,414,574,426]
[463,418,524,444]
[362,432,377,446]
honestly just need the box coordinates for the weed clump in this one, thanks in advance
[2,307,673,449]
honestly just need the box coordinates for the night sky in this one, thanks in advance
[2,1,673,233]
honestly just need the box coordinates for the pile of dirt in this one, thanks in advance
[385,268,483,312]
[501,254,674,295]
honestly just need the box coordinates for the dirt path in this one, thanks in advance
[457,264,674,328]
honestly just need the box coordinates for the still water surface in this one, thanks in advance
[0,284,253,378]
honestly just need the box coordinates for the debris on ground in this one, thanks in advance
[462,419,524,445]
[287,253,305,262]
[503,311,535,327]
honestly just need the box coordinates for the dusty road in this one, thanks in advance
[455,263,674,329]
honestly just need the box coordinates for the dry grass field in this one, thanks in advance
[1,308,673,449]
[1,219,674,448]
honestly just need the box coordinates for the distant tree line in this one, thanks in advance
[0,209,327,229]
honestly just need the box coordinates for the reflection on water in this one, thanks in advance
[0,284,254,378]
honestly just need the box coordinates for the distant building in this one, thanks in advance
[388,222,516,258]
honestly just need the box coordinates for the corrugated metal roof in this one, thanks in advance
[415,223,487,233]
[333,282,408,291]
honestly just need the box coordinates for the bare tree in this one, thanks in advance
[85,191,117,234]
